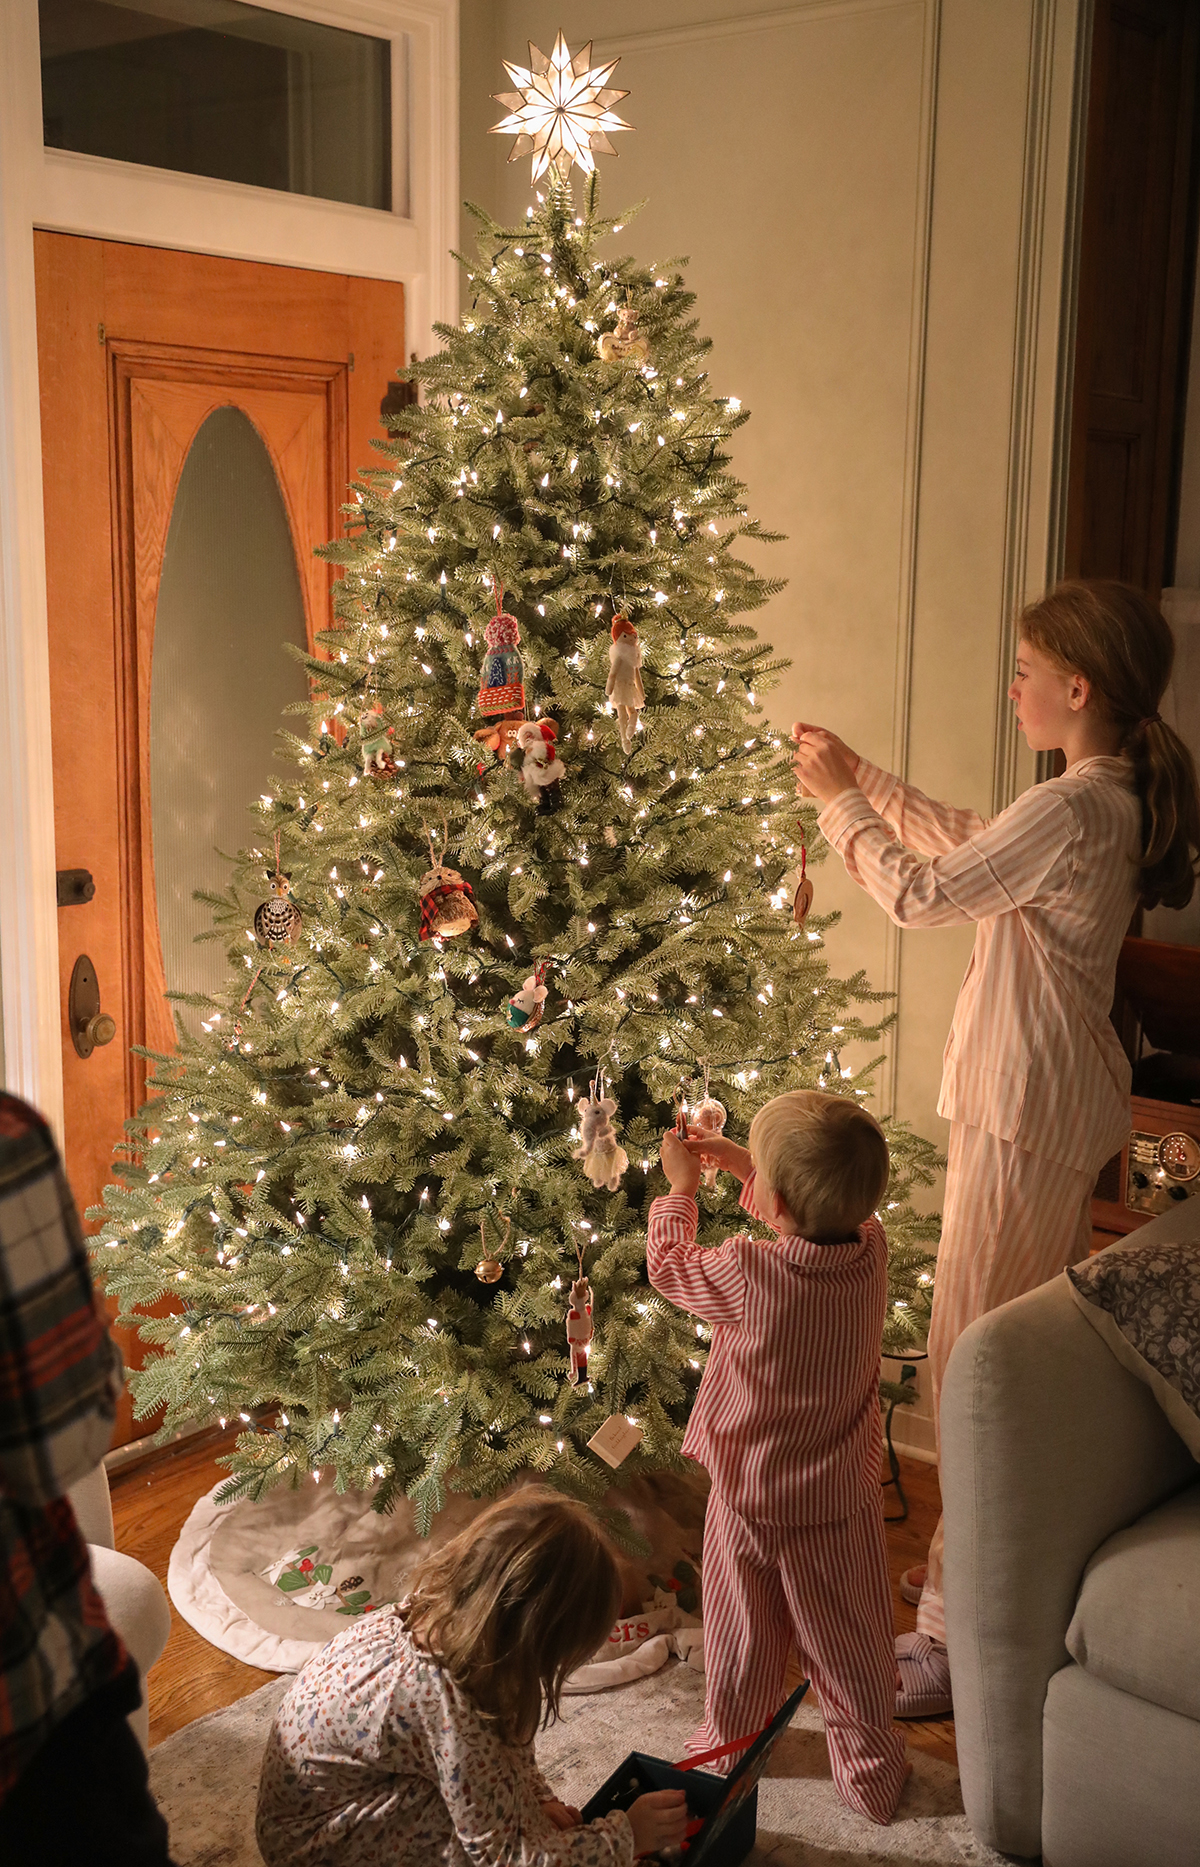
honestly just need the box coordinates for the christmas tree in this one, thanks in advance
[92,40,939,1529]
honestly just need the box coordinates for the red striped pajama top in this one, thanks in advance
[647,1174,887,1526]
[817,756,1140,1173]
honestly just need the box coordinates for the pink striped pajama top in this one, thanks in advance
[817,755,1140,1171]
[647,1178,886,1525]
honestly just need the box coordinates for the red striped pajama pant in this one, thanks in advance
[915,1121,1096,1642]
[691,1488,908,1825]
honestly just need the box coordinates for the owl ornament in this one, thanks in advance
[597,304,649,365]
[253,871,302,947]
[418,863,478,942]
[691,1096,727,1189]
[566,1274,594,1386]
[573,1074,629,1192]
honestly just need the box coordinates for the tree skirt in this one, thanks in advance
[150,1660,1006,1867]
[168,1466,709,1677]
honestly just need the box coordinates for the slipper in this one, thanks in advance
[895,1631,952,1719]
[899,1565,926,1605]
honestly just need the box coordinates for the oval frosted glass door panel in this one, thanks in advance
[150,407,309,1034]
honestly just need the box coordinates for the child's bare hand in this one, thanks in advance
[628,1789,689,1856]
[660,1129,701,1196]
[541,1799,581,1830]
[681,1133,754,1181]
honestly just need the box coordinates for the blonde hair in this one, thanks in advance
[1018,580,1200,910]
[400,1487,620,1744]
[748,1090,889,1239]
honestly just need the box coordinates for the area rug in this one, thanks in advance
[150,1659,1008,1867]
[168,1467,709,1675]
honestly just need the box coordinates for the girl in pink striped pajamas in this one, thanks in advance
[649,1093,909,1826]
[794,579,1200,1717]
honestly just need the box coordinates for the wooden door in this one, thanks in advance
[1064,0,1200,595]
[35,236,405,1445]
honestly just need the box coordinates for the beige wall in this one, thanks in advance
[461,0,1088,1452]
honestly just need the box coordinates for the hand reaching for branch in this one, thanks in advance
[791,724,861,806]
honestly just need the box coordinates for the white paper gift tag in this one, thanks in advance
[587,1414,644,1467]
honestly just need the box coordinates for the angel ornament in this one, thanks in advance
[573,1072,629,1192]
[691,1095,727,1189]
[598,304,649,365]
[606,616,645,755]
[566,1272,594,1386]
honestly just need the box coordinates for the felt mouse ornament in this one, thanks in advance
[516,719,565,813]
[507,965,548,1031]
[597,304,649,364]
[573,1081,629,1192]
[605,615,645,754]
[566,1274,594,1385]
[357,701,396,776]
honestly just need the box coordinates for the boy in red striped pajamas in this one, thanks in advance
[648,1092,908,1826]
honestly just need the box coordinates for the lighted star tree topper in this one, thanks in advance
[491,31,632,183]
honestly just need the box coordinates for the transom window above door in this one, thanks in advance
[39,0,401,213]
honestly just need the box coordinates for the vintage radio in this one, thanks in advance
[1092,938,1200,1237]
[1092,1095,1200,1235]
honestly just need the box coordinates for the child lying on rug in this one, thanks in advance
[649,1092,909,1825]
[255,1489,687,1865]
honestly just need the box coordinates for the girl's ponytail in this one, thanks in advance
[1018,580,1200,910]
[1128,710,1200,909]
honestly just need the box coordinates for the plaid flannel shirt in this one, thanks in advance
[0,1094,128,1803]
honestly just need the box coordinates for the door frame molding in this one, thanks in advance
[0,0,457,1135]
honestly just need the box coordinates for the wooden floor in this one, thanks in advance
[112,1436,955,1767]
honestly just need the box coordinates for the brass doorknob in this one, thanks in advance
[86,1012,117,1048]
[68,955,117,1059]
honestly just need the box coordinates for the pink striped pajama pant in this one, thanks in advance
[915,1121,1095,1641]
[691,1488,908,1824]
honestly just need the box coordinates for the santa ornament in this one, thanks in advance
[573,1069,629,1191]
[357,701,396,776]
[597,303,649,364]
[517,719,565,813]
[417,825,478,942]
[507,962,548,1031]
[605,615,645,754]
[566,1265,594,1386]
[474,585,526,758]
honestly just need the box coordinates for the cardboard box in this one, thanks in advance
[580,1679,808,1865]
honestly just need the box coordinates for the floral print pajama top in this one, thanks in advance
[255,1607,634,1866]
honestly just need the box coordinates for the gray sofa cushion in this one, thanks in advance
[1043,1663,1200,1867]
[1067,1237,1200,1457]
[1066,1480,1200,1721]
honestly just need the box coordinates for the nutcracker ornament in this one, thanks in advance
[606,615,645,754]
[474,584,526,758]
[417,824,478,942]
[566,1261,594,1386]
[357,700,396,776]
[597,302,650,365]
[507,962,548,1031]
[516,720,565,813]
[573,1069,629,1191]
